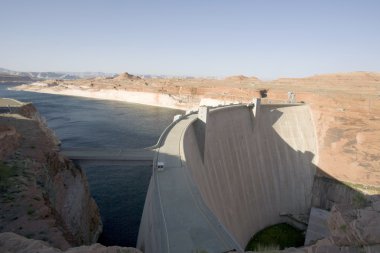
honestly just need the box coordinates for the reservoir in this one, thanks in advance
[0,83,183,247]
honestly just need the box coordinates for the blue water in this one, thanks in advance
[0,83,183,246]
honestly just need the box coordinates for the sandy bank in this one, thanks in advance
[10,83,247,111]
[11,84,194,110]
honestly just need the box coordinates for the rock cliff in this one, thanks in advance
[0,99,102,249]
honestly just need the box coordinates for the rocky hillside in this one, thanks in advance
[0,99,102,249]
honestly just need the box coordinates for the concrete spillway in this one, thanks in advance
[138,102,318,252]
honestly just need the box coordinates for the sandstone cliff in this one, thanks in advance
[0,99,102,249]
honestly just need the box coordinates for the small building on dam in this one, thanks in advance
[137,99,369,252]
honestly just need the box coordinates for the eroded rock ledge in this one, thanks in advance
[0,232,141,253]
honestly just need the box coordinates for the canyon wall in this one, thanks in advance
[0,100,102,248]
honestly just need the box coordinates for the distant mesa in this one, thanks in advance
[114,72,141,80]
[0,67,116,81]
[224,75,261,83]
[225,75,249,81]
[275,71,380,83]
[308,71,380,81]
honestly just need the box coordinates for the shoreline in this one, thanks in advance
[10,84,194,111]
[9,83,243,111]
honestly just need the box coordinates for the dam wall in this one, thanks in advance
[137,176,168,253]
[182,104,318,248]
[138,103,319,252]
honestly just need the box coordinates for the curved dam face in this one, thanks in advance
[138,102,318,252]
[183,104,318,247]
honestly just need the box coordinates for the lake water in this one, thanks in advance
[0,83,183,246]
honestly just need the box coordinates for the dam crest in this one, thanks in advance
[138,100,318,252]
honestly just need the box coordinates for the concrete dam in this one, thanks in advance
[138,101,318,252]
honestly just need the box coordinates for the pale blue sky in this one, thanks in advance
[1,0,379,79]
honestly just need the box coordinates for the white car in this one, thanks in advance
[157,162,165,171]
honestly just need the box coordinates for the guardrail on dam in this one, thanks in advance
[137,100,318,253]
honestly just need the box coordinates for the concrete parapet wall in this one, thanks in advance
[182,104,318,248]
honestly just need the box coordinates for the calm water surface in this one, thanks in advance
[0,83,183,246]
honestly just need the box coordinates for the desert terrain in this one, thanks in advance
[2,72,380,252]
[13,72,380,189]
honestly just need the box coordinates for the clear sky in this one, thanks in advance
[1,0,379,79]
